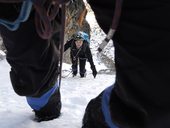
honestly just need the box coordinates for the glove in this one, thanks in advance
[98,47,102,52]
[72,71,77,77]
[93,69,97,78]
[91,65,97,78]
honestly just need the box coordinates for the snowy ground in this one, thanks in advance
[0,59,115,128]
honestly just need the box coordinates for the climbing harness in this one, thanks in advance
[72,47,82,61]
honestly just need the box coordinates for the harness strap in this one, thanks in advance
[71,47,82,68]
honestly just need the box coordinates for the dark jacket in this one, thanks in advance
[83,0,170,127]
[64,39,95,68]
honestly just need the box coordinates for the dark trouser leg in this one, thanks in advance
[71,56,78,76]
[79,58,86,77]
[0,12,61,121]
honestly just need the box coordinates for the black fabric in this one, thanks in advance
[79,58,86,77]
[0,4,62,121]
[82,92,109,128]
[91,65,97,78]
[0,9,60,97]
[85,0,170,127]
[0,3,21,21]
[34,88,61,122]
[64,39,95,76]
[88,0,115,33]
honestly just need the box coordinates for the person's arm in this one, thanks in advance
[64,39,73,52]
[85,44,97,78]
[86,45,94,66]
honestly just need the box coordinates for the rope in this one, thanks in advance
[58,3,66,88]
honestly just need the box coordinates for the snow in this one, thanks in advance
[0,59,115,128]
[0,5,115,128]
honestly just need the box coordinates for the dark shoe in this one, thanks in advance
[73,73,77,77]
[80,74,84,78]
[33,89,61,122]
[72,71,77,77]
[34,112,60,122]
[80,72,86,78]
[82,93,107,128]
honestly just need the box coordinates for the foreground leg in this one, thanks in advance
[0,9,61,121]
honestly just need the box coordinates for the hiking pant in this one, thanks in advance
[71,56,86,77]
[0,9,61,118]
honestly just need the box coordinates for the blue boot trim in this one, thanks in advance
[26,82,59,111]
[102,85,119,128]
